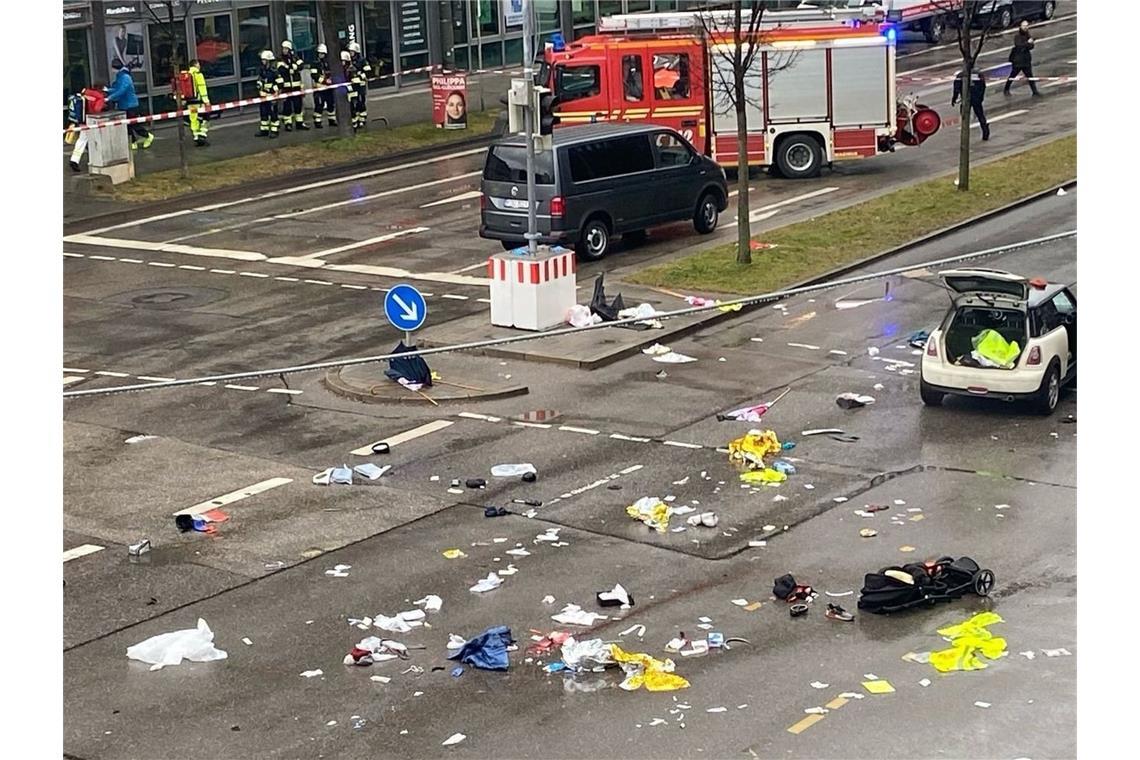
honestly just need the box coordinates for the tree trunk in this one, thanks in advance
[317,0,355,138]
[957,66,971,191]
[733,1,751,265]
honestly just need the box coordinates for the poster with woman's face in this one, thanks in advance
[432,73,467,129]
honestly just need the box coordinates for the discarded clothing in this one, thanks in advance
[610,645,690,692]
[596,583,633,608]
[971,329,1021,369]
[908,330,930,348]
[566,303,601,328]
[560,637,614,670]
[414,594,443,612]
[929,612,1007,673]
[740,468,787,485]
[469,573,503,593]
[642,343,672,356]
[552,604,607,627]
[491,463,537,477]
[617,303,662,321]
[344,636,408,666]
[836,393,875,409]
[373,614,416,634]
[353,463,390,480]
[652,351,697,364]
[728,429,783,469]
[626,497,672,533]
[126,618,228,669]
[589,273,626,322]
[448,625,514,671]
[385,341,433,387]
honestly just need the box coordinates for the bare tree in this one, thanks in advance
[696,2,796,265]
[316,1,355,138]
[143,1,191,178]
[932,0,1004,191]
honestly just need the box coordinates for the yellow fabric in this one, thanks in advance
[929,612,1007,673]
[610,644,689,691]
[972,329,1020,368]
[625,499,671,533]
[740,468,787,484]
[65,128,78,145]
[728,429,782,469]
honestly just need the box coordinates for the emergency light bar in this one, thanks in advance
[597,5,882,33]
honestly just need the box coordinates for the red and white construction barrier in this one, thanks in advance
[488,247,577,331]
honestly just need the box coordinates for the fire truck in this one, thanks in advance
[539,6,941,179]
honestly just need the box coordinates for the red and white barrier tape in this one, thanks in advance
[898,74,1077,83]
[64,64,523,134]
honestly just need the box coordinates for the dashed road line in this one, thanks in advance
[63,376,86,386]
[441,293,469,300]
[137,375,176,382]
[266,388,304,395]
[120,258,144,264]
[178,264,206,270]
[63,367,89,373]
[63,252,84,258]
[95,370,130,378]
[787,714,826,735]
[64,368,302,397]
[239,271,270,278]
[663,440,704,449]
[211,268,236,274]
[511,420,552,429]
[173,477,293,516]
[458,412,502,422]
[63,544,105,563]
[275,276,300,282]
[452,413,709,451]
[350,420,455,455]
[559,425,600,436]
[610,433,651,443]
[147,261,177,268]
[224,384,260,391]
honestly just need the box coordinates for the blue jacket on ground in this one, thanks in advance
[105,68,139,110]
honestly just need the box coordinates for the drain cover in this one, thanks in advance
[110,286,228,310]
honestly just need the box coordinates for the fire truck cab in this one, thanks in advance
[541,7,940,179]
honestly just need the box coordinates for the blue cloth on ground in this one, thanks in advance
[447,625,514,671]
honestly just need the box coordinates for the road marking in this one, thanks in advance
[120,258,144,263]
[899,29,1078,74]
[341,283,368,290]
[476,297,492,304]
[511,420,552,429]
[275,276,299,282]
[619,464,644,475]
[89,254,115,261]
[95,370,130,378]
[147,261,177,267]
[224,384,260,391]
[303,279,333,286]
[239,271,270,278]
[63,376,86,386]
[611,432,651,443]
[63,252,84,258]
[173,477,294,516]
[973,109,1027,129]
[1067,59,1077,64]
[285,227,431,261]
[824,696,849,710]
[729,187,839,227]
[324,263,488,287]
[440,293,469,300]
[211,269,237,274]
[137,376,176,382]
[61,233,268,261]
[266,388,304,395]
[350,420,455,455]
[559,425,600,435]
[458,412,502,422]
[663,440,703,449]
[272,172,484,220]
[178,264,206,270]
[63,367,88,373]
[452,261,489,274]
[63,544,105,563]
[420,189,483,208]
[787,714,825,735]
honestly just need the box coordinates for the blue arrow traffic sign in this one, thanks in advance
[383,284,427,332]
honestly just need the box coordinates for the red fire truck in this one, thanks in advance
[539,7,941,179]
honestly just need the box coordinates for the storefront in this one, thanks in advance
[62,1,702,113]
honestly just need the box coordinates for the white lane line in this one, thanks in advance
[303,279,334,286]
[147,261,177,267]
[729,187,839,227]
[95,370,130,378]
[172,477,294,516]
[663,440,703,449]
[273,171,484,220]
[350,420,455,455]
[341,284,368,290]
[120,258,144,263]
[266,388,304,395]
[211,269,236,274]
[197,381,216,386]
[282,227,430,261]
[611,433,651,443]
[178,264,206,270]
[62,367,89,373]
[224,384,260,391]
[275,276,299,282]
[137,376,176,382]
[62,233,267,261]
[63,544,105,562]
[619,464,645,475]
[63,376,86,386]
[973,109,1027,129]
[476,297,492,304]
[559,425,600,436]
[89,255,116,261]
[458,412,502,422]
[63,252,84,258]
[79,147,489,235]
[325,263,488,287]
[440,294,469,300]
[1067,59,1077,64]
[420,189,483,208]
[511,420,552,429]
[452,261,489,274]
[239,271,271,278]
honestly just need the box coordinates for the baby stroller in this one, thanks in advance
[857,556,995,614]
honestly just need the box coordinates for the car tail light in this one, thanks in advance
[550,196,565,217]
[926,337,938,357]
[1027,345,1042,365]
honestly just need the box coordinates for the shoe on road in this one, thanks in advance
[69,160,80,172]
[826,604,855,622]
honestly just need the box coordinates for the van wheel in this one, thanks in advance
[1033,360,1061,415]
[923,15,945,43]
[997,6,1013,28]
[500,240,523,251]
[920,379,944,407]
[694,193,720,234]
[774,135,822,179]
[1041,0,1055,19]
[576,217,611,261]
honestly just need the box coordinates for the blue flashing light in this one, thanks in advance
[883,26,897,43]
[551,32,566,52]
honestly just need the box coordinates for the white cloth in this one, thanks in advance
[469,573,503,593]
[551,604,608,626]
[126,618,228,669]
[652,351,697,364]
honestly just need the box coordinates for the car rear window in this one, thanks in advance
[485,145,555,185]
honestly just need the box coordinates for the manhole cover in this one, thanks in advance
[109,286,228,311]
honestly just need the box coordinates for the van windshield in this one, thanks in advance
[485,145,555,185]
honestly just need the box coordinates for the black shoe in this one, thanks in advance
[195,137,208,147]
[1003,88,1011,96]
[314,122,323,129]
[1032,91,1042,97]
[982,133,990,141]
[296,123,311,131]
[69,160,80,173]
[255,130,268,137]
[284,124,293,132]
[328,120,337,127]
[270,132,279,139]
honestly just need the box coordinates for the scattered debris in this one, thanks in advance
[626,497,672,532]
[491,463,536,477]
[836,393,875,409]
[470,573,503,593]
[597,583,634,608]
[126,618,228,670]
[552,604,608,627]
[810,681,829,689]
[125,434,156,444]
[441,733,467,747]
[325,564,352,578]
[859,528,878,538]
[300,669,324,678]
[928,612,1007,673]
[449,626,514,671]
[442,549,467,559]
[862,680,895,694]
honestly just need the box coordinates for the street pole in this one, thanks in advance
[522,0,538,254]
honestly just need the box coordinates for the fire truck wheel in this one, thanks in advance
[774,135,822,180]
[576,217,611,261]
[694,193,720,234]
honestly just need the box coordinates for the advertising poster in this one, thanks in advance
[504,0,525,28]
[432,72,468,130]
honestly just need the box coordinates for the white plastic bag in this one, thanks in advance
[126,618,228,669]
[566,304,599,328]
[490,463,537,477]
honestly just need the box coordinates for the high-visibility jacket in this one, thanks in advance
[280,53,303,89]
[342,60,360,100]
[311,55,333,87]
[186,64,209,104]
[257,63,283,97]
[351,53,372,84]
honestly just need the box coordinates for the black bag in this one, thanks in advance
[773,574,796,601]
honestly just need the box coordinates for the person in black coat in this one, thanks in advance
[952,69,989,141]
[1005,20,1041,96]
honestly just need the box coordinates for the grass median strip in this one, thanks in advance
[115,109,500,203]
[629,135,1076,295]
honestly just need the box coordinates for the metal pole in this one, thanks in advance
[522,0,538,254]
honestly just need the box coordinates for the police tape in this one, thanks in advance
[64,63,524,134]
[898,74,1078,83]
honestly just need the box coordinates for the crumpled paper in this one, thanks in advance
[626,496,673,533]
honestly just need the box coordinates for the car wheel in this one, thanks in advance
[624,229,648,246]
[694,193,720,234]
[1033,360,1061,415]
[920,378,944,407]
[998,6,1013,28]
[500,239,523,251]
[774,135,822,180]
[924,16,945,43]
[1041,0,1055,20]
[576,217,611,261]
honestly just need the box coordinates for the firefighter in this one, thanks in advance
[1004,20,1041,97]
[255,50,283,138]
[341,50,362,131]
[279,40,310,131]
[952,68,989,141]
[311,43,337,128]
[184,59,210,147]
[347,41,371,130]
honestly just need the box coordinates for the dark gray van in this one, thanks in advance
[479,123,728,261]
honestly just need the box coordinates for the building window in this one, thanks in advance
[362,2,395,85]
[504,36,523,66]
[628,1,652,11]
[599,1,623,17]
[536,0,559,31]
[397,1,429,55]
[573,26,595,39]
[325,1,353,45]
[237,5,270,79]
[481,40,504,68]
[400,52,429,81]
[478,0,500,35]
[284,2,319,63]
[149,18,189,86]
[64,28,93,98]
[193,14,235,79]
[572,0,596,25]
[655,1,679,9]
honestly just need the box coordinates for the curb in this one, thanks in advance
[322,367,528,405]
[64,133,495,234]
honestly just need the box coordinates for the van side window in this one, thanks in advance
[653,53,690,100]
[654,131,692,167]
[568,135,655,182]
[556,65,601,102]
[622,55,644,101]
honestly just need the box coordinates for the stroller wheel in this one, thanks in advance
[974,569,996,597]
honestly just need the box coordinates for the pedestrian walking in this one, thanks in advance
[1005,20,1041,97]
[66,82,106,172]
[182,59,211,146]
[279,40,310,131]
[105,60,153,149]
[255,50,283,138]
[311,43,337,128]
[341,50,362,131]
[348,41,372,131]
[952,68,989,141]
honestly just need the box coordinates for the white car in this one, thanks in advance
[919,268,1076,415]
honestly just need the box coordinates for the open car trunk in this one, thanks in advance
[944,306,1026,370]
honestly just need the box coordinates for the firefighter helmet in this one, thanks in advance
[259,50,275,63]
[348,41,361,54]
[341,50,352,62]
[317,43,328,55]
[282,40,294,51]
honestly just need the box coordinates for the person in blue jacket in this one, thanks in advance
[105,60,153,149]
